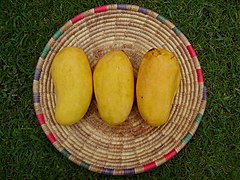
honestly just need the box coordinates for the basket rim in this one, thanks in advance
[33,4,207,175]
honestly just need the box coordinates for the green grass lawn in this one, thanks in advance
[1,0,239,179]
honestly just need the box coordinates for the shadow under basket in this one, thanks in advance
[33,4,207,175]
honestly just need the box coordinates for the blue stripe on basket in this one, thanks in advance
[195,113,203,124]
[156,15,168,23]
[80,162,90,169]
[138,7,148,14]
[182,132,192,144]
[172,26,182,36]
[203,86,207,100]
[117,4,127,10]
[124,168,135,175]
[61,148,71,158]
[33,93,40,103]
[53,29,63,40]
[101,168,113,175]
[41,45,50,59]
[34,69,41,80]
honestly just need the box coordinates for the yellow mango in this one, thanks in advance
[93,51,134,125]
[136,48,181,126]
[51,47,92,125]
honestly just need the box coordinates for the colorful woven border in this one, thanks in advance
[33,4,207,175]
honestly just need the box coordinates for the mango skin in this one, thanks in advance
[136,48,181,126]
[51,47,92,125]
[93,51,134,125]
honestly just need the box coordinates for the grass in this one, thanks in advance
[1,0,239,179]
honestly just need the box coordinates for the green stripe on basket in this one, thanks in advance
[80,162,90,169]
[156,15,167,23]
[172,26,182,36]
[195,113,203,124]
[61,148,71,158]
[53,29,63,40]
[182,132,192,144]
[41,45,50,59]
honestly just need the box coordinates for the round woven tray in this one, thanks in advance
[33,4,207,175]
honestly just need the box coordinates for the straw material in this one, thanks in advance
[33,4,207,175]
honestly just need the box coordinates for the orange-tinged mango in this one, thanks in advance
[136,48,181,126]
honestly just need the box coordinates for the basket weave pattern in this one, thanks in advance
[33,4,207,175]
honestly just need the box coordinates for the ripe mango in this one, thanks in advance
[51,47,92,125]
[93,51,134,125]
[136,48,181,126]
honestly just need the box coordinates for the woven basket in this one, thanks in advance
[33,4,207,175]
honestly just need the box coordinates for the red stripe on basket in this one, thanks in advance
[196,69,204,82]
[37,113,46,125]
[186,45,196,58]
[143,161,157,172]
[94,5,107,13]
[164,149,177,161]
[71,13,84,24]
[47,132,57,143]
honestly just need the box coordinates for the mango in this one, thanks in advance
[51,47,92,125]
[93,51,134,125]
[136,48,181,126]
